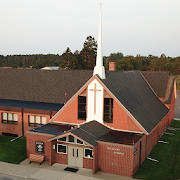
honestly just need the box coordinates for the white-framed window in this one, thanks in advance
[57,135,85,145]
[68,135,75,143]
[29,115,47,127]
[57,144,67,154]
[2,112,18,125]
[84,148,93,159]
[57,136,67,142]
[77,139,83,145]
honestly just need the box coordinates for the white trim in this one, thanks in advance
[49,76,97,123]
[57,135,85,146]
[76,138,84,145]
[68,135,75,143]
[174,80,177,99]
[57,144,67,154]
[57,136,67,143]
[84,148,93,159]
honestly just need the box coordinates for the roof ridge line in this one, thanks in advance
[139,71,159,98]
[80,126,98,139]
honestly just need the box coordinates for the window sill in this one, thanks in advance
[2,122,18,125]
[84,156,93,159]
[104,121,113,124]
[57,152,67,155]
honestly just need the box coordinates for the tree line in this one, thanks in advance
[0,36,180,74]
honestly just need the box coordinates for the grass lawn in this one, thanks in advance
[0,135,27,164]
[133,120,180,180]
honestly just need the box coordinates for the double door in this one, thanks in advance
[68,145,83,167]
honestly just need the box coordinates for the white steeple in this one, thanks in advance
[93,3,106,79]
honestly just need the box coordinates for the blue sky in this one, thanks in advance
[0,0,180,57]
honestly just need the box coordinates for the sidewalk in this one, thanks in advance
[0,159,135,180]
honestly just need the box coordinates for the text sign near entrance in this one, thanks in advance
[107,147,124,155]
[36,141,44,153]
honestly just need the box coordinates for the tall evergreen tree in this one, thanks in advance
[80,36,97,70]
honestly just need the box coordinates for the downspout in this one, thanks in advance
[11,108,24,142]
[50,110,52,119]
[22,108,24,136]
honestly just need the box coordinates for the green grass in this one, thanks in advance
[0,135,27,164]
[170,120,180,128]
[133,120,180,180]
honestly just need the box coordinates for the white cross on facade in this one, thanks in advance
[90,83,101,114]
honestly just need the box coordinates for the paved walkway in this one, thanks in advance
[0,159,135,180]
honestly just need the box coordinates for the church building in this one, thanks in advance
[0,5,176,177]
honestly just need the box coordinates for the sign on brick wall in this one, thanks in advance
[36,141,44,153]
[107,147,124,155]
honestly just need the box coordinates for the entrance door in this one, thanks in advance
[68,145,83,168]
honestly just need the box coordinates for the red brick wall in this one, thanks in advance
[165,89,175,125]
[146,126,158,155]
[159,97,164,102]
[52,111,58,116]
[0,106,57,137]
[27,132,68,166]
[104,101,143,133]
[97,143,134,177]
[0,107,22,136]
[109,62,116,71]
[49,140,56,166]
[140,136,147,164]
[83,158,93,169]
[164,114,169,130]
[158,117,166,140]
[143,115,169,158]
[93,146,98,174]
[23,109,51,136]
[133,143,140,175]
[53,97,85,124]
[26,133,53,162]
[55,153,67,165]
[139,114,170,165]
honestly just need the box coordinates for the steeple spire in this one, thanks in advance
[93,2,106,79]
